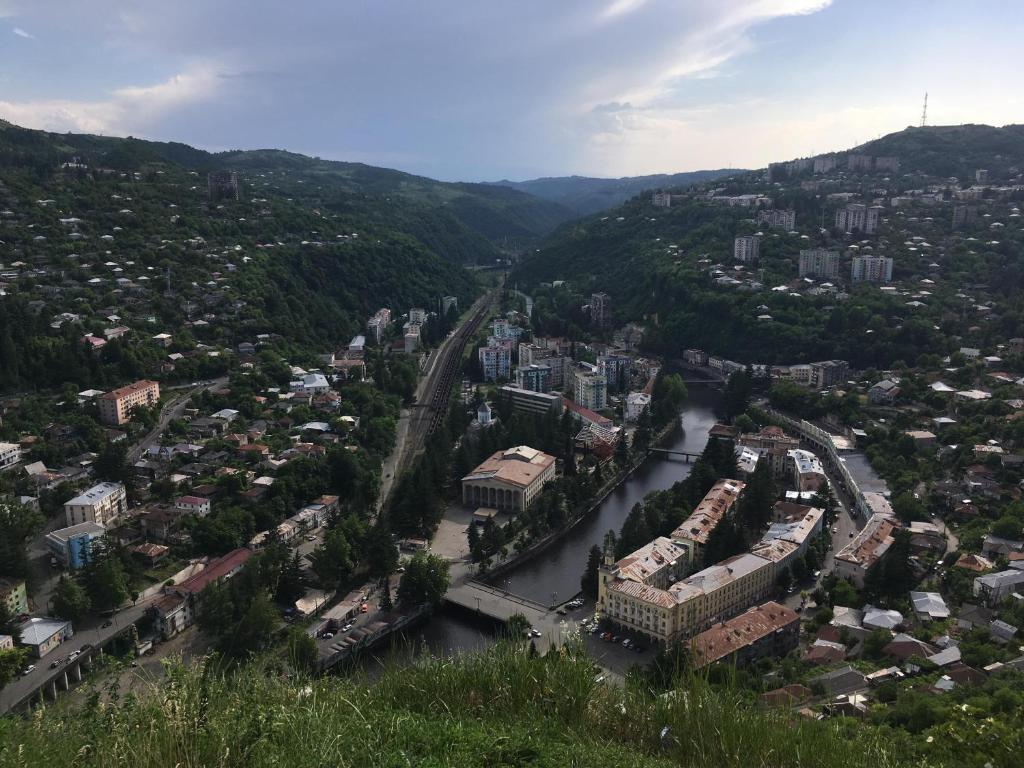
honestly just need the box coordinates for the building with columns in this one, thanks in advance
[461,445,556,512]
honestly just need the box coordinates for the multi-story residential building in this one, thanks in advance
[952,204,977,229]
[738,426,800,481]
[45,521,106,568]
[798,248,841,280]
[974,569,1024,607]
[366,308,391,344]
[690,601,799,669]
[810,359,850,388]
[515,364,551,393]
[652,191,672,207]
[175,495,212,518]
[788,449,827,492]
[63,482,127,527]
[590,292,611,328]
[835,203,881,234]
[733,235,760,263]
[151,548,253,639]
[750,505,824,572]
[461,445,556,512]
[517,342,551,367]
[0,578,28,616]
[97,380,160,425]
[598,353,632,392]
[491,318,511,339]
[835,513,897,588]
[846,154,873,171]
[409,307,428,325]
[757,209,796,229]
[404,326,420,354]
[0,441,20,470]
[499,386,564,418]
[625,392,651,422]
[670,479,745,565]
[574,370,607,412]
[479,342,512,381]
[813,155,837,174]
[851,255,893,283]
[599,549,775,644]
[874,156,901,172]
[543,355,568,390]
[683,349,709,366]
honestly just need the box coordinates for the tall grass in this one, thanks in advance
[0,642,919,768]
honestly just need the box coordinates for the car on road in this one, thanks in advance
[101,620,113,628]
[49,658,63,669]
[813,570,821,578]
[342,622,354,632]
[622,638,631,648]
[68,650,81,661]
[22,665,35,676]
[306,534,316,541]
[322,632,334,640]
[530,628,541,638]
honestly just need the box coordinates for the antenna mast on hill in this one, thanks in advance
[920,92,928,128]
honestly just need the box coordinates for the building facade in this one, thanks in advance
[461,445,556,513]
[590,292,611,328]
[574,371,607,411]
[798,248,841,280]
[97,380,160,425]
[0,578,28,616]
[734,235,760,263]
[479,342,512,381]
[851,255,893,283]
[63,482,127,527]
[757,209,796,229]
[690,601,800,668]
[671,479,746,565]
[836,203,881,234]
[45,522,106,568]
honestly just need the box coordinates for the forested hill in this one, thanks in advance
[854,123,1024,179]
[0,120,575,258]
[494,168,740,216]
[0,120,480,393]
[512,124,1024,370]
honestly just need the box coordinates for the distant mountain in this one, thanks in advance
[493,169,742,216]
[852,123,1024,179]
[0,120,575,258]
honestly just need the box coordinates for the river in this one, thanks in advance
[371,386,721,660]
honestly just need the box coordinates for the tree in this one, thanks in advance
[309,528,355,590]
[506,612,530,640]
[720,369,752,422]
[276,551,305,604]
[80,543,130,613]
[467,523,481,562]
[737,457,775,532]
[94,441,129,484]
[0,502,44,579]
[581,545,602,599]
[0,647,29,689]
[397,552,450,607]
[363,522,398,579]
[379,578,393,612]
[52,576,91,622]
[286,627,318,674]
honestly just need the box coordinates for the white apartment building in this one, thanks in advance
[0,442,21,471]
[574,371,607,411]
[625,392,651,422]
[835,203,881,235]
[851,255,893,284]
[734,235,760,263]
[64,481,127,528]
[798,248,841,280]
[757,209,796,229]
[409,307,428,325]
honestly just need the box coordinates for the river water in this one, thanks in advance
[379,386,721,659]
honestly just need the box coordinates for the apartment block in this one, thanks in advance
[590,292,611,328]
[0,442,20,470]
[851,255,893,283]
[97,380,160,425]
[757,209,796,229]
[574,370,607,411]
[479,343,512,381]
[515,364,552,393]
[835,513,897,588]
[835,203,881,234]
[690,601,799,669]
[733,235,760,263]
[670,479,745,565]
[798,248,840,280]
[63,481,127,527]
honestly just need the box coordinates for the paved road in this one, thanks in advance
[0,594,160,713]
[128,376,229,463]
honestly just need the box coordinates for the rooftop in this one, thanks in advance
[613,536,687,583]
[691,601,798,668]
[98,379,157,400]
[461,446,556,489]
[64,481,124,507]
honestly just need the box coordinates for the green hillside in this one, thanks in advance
[855,124,1024,179]
[495,169,741,215]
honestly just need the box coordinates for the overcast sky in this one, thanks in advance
[1,1,1021,181]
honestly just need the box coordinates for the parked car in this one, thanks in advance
[101,620,112,629]
[322,632,334,640]
[49,659,63,669]
[342,622,354,632]
[22,665,35,676]
[530,628,541,638]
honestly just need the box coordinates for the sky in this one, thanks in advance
[0,0,1021,181]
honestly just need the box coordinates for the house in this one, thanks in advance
[907,521,945,553]
[175,495,211,518]
[759,684,813,708]
[910,591,950,621]
[291,372,331,395]
[141,506,186,543]
[810,665,866,696]
[151,549,253,639]
[974,569,1024,606]
[129,542,169,566]
[989,619,1018,644]
[954,553,994,573]
[0,578,28,616]
[868,379,901,405]
[883,633,937,661]
[956,603,994,631]
[15,617,73,658]
[981,534,1024,559]
[63,481,127,527]
[834,513,897,588]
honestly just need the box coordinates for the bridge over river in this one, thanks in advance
[444,581,579,652]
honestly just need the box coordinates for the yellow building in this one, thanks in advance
[670,478,745,564]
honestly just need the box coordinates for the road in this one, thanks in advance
[128,376,229,463]
[0,594,161,713]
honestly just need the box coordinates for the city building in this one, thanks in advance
[0,578,28,616]
[63,481,127,527]
[404,326,420,355]
[366,308,391,344]
[479,342,512,381]
[835,203,881,234]
[590,292,611,328]
[625,392,651,422]
[207,170,240,201]
[515,363,552,393]
[290,372,331,395]
[738,426,800,481]
[690,601,800,669]
[151,548,253,639]
[952,204,977,229]
[174,495,211,518]
[757,209,796,229]
[652,191,672,207]
[974,569,1024,607]
[598,353,632,392]
[851,255,893,284]
[670,479,745,565]
[835,513,897,588]
[574,370,607,411]
[798,248,841,280]
[15,616,73,658]
[409,307,428,325]
[0,441,21,471]
[499,385,564,418]
[789,449,827,492]
[734,235,760,263]
[599,551,775,644]
[45,522,106,568]
[442,295,458,314]
[97,380,160,425]
[461,446,556,512]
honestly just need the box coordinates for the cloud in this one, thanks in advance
[0,68,220,135]
[12,26,31,38]
[599,0,650,22]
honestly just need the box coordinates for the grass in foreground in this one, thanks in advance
[0,642,920,768]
